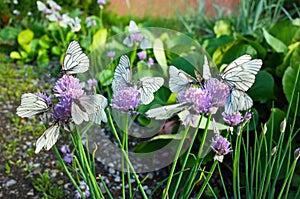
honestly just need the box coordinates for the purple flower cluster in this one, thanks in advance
[211,136,233,162]
[137,51,147,60]
[60,145,73,163]
[107,51,116,60]
[178,78,229,114]
[74,181,90,199]
[86,17,96,27]
[222,111,252,126]
[111,86,141,113]
[52,75,85,124]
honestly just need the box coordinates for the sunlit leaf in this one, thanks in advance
[18,29,34,46]
[263,28,288,53]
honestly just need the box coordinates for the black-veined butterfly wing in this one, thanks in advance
[35,123,60,153]
[88,94,108,124]
[112,55,131,91]
[225,89,253,115]
[220,55,262,91]
[72,94,108,125]
[62,41,89,74]
[137,77,164,105]
[146,102,191,120]
[169,66,198,93]
[16,93,49,118]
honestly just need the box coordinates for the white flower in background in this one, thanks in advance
[47,0,61,11]
[12,10,20,16]
[59,15,81,32]
[123,20,152,49]
[13,0,18,4]
[69,17,81,32]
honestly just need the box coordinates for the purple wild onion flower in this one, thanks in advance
[52,98,72,124]
[211,136,233,162]
[97,0,106,8]
[107,51,116,60]
[52,75,85,124]
[222,112,243,126]
[60,144,70,154]
[205,78,230,108]
[178,87,212,114]
[54,75,85,99]
[244,111,252,122]
[87,78,97,89]
[63,153,74,163]
[74,181,90,199]
[223,111,252,127]
[111,86,141,113]
[147,58,154,67]
[137,51,147,61]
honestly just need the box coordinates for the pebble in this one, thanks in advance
[5,179,17,187]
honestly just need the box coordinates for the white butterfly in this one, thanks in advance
[35,123,60,153]
[62,40,89,74]
[112,55,164,105]
[71,94,107,125]
[219,54,262,115]
[16,93,50,118]
[169,56,211,93]
[147,56,211,119]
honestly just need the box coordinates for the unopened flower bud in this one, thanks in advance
[294,148,300,160]
[280,118,286,133]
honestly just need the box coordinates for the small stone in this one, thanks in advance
[27,189,34,196]
[5,179,17,187]
[114,176,121,182]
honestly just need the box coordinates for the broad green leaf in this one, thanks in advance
[213,41,257,66]
[269,20,299,45]
[236,35,267,58]
[282,65,300,116]
[263,28,288,53]
[248,71,274,103]
[17,29,34,46]
[153,39,168,77]
[90,28,107,51]
[96,69,113,86]
[10,51,22,59]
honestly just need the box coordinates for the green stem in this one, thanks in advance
[278,160,298,198]
[74,128,103,199]
[182,114,212,198]
[162,124,191,199]
[106,109,148,198]
[53,145,85,199]
[195,160,218,198]
[171,115,203,199]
